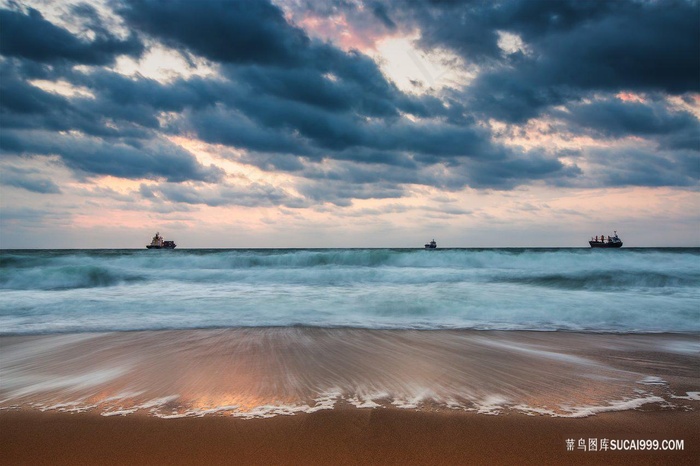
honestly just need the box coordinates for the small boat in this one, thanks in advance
[589,231,622,248]
[146,232,176,249]
[424,239,437,249]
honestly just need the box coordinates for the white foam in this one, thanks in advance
[101,395,180,417]
[554,396,666,418]
[671,391,700,401]
[30,390,678,419]
[511,405,557,416]
[391,388,438,409]
[307,389,342,413]
[476,395,510,415]
[347,391,390,409]
[233,403,310,419]
[102,408,139,416]
[638,376,667,385]
[38,400,97,413]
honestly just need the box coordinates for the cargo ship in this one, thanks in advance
[146,232,176,249]
[424,239,437,249]
[589,231,622,248]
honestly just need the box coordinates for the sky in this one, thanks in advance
[0,0,698,248]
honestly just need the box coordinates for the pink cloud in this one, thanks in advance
[615,92,645,103]
[290,10,398,52]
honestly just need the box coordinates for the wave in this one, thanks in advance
[0,266,144,290]
[495,270,700,291]
[0,253,146,290]
[1,248,698,334]
[1,248,698,291]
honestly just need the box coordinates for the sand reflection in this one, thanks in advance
[1,329,697,417]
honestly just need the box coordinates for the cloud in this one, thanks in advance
[462,151,582,190]
[0,65,152,139]
[338,0,698,126]
[0,165,62,194]
[0,0,697,213]
[556,97,700,151]
[1,130,223,183]
[371,2,396,30]
[298,179,406,207]
[0,6,143,65]
[585,147,699,188]
[116,0,309,65]
[455,0,698,122]
[146,181,309,208]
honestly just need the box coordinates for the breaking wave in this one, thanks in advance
[0,248,698,334]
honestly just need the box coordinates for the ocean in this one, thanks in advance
[1,248,699,334]
[1,248,698,418]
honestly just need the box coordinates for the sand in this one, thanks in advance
[1,409,698,465]
[2,329,698,418]
[2,329,698,464]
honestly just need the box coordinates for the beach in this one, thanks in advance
[1,328,698,464]
[1,248,698,464]
[2,408,698,465]
[2,0,698,461]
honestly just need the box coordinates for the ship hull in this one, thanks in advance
[589,242,622,248]
[146,245,176,249]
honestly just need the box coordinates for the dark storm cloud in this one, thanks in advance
[225,52,417,119]
[370,2,396,30]
[185,106,315,157]
[115,0,447,120]
[585,147,699,188]
[0,66,69,115]
[0,65,152,139]
[0,130,223,183]
[556,98,700,152]
[116,0,309,65]
[403,0,700,122]
[74,69,216,113]
[0,6,143,65]
[0,166,62,194]
[460,150,582,190]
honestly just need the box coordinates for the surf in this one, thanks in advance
[1,248,698,335]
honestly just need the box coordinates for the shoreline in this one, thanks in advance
[2,328,698,463]
[3,327,700,337]
[1,408,698,465]
[2,328,698,419]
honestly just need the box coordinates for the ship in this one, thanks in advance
[146,232,176,249]
[589,231,622,248]
[424,239,437,249]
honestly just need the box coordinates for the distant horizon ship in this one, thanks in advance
[424,239,437,249]
[589,231,622,248]
[146,232,176,249]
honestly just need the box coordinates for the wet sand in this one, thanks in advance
[1,409,698,465]
[1,329,698,464]
[2,329,698,417]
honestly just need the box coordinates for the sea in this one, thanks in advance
[1,248,698,334]
[1,248,699,418]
